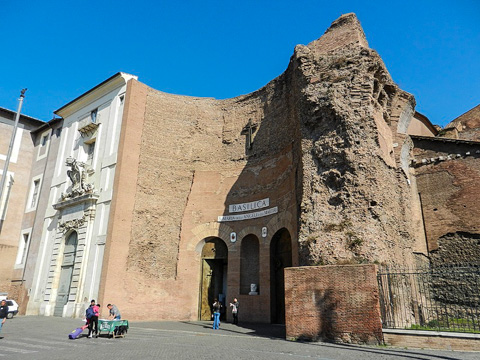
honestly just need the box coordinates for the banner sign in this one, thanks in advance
[228,198,269,213]
[218,207,278,222]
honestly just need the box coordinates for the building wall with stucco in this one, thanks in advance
[0,108,44,297]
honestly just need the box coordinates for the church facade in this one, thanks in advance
[21,73,137,317]
[1,13,478,323]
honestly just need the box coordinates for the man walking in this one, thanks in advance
[0,299,8,337]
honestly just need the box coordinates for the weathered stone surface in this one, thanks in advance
[129,13,424,275]
[443,104,480,141]
[431,232,480,267]
[412,137,480,253]
[291,13,422,266]
[102,13,431,321]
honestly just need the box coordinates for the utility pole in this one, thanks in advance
[0,89,27,216]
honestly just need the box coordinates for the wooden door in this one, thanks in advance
[54,265,73,316]
[54,231,77,317]
[200,259,213,320]
[199,238,228,320]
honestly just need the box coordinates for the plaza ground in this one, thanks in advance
[0,316,478,360]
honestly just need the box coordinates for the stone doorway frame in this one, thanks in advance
[46,193,98,317]
[198,237,228,321]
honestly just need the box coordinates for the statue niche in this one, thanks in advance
[61,157,94,201]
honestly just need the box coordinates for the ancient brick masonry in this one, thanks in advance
[99,13,428,321]
[412,136,480,255]
[290,14,426,266]
[411,136,480,309]
[411,101,480,265]
[284,265,383,344]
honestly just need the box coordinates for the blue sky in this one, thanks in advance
[1,0,479,127]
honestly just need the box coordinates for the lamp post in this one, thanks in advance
[0,89,27,217]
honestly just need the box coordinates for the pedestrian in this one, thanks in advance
[212,298,222,330]
[107,304,121,320]
[0,299,8,337]
[229,298,239,325]
[86,300,99,338]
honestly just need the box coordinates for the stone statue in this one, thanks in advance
[249,283,258,295]
[61,157,94,201]
[67,157,82,194]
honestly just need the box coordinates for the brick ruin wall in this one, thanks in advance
[412,138,480,311]
[117,71,299,319]
[290,14,426,267]
[444,104,480,142]
[284,265,382,344]
[412,137,480,260]
[107,13,432,320]
[127,75,297,282]
[127,13,427,281]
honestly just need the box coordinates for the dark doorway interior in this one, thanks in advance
[199,237,228,320]
[270,228,292,324]
[240,234,259,295]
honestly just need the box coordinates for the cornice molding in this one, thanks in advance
[55,72,137,119]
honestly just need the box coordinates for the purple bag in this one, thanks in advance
[68,327,83,339]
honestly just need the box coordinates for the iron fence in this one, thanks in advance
[377,264,480,333]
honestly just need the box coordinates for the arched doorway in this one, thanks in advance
[54,231,78,317]
[199,237,228,320]
[270,228,292,324]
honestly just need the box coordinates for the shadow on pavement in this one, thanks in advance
[180,321,286,339]
[177,321,467,360]
[304,341,466,360]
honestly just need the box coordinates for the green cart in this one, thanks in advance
[98,319,129,338]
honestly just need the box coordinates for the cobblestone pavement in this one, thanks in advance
[0,316,478,360]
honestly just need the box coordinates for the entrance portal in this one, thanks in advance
[270,228,292,324]
[54,231,78,317]
[199,237,228,320]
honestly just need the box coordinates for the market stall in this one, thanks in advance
[98,319,129,338]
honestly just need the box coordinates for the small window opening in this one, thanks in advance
[91,109,98,123]
[87,142,95,165]
[31,180,40,208]
[20,233,29,264]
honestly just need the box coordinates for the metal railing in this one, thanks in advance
[377,264,480,333]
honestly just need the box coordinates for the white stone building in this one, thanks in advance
[25,73,137,317]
